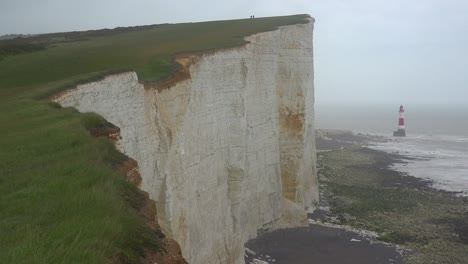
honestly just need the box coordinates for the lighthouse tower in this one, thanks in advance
[393,105,406,137]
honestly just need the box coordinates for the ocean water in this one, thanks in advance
[316,104,468,196]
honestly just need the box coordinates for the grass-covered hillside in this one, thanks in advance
[0,15,309,263]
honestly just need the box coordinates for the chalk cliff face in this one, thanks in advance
[52,18,317,264]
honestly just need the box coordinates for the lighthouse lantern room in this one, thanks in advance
[393,105,406,137]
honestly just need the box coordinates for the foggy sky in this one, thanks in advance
[1,0,467,106]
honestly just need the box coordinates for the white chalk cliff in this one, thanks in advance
[52,17,318,264]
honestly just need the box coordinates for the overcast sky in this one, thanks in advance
[1,0,467,106]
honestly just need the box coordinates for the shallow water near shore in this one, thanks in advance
[369,134,468,196]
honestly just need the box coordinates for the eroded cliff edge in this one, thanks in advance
[52,17,318,264]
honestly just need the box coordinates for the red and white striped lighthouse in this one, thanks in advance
[398,105,405,129]
[393,105,406,137]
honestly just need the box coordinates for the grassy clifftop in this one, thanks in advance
[0,15,309,263]
[0,14,309,98]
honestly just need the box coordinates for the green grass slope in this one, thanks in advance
[0,15,310,263]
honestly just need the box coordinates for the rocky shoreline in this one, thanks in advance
[244,130,468,264]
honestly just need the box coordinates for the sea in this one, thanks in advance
[316,103,468,196]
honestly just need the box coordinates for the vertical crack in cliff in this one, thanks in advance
[227,167,244,233]
[226,58,248,234]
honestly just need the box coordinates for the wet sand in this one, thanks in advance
[245,224,403,264]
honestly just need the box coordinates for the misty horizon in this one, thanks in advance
[1,0,467,105]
